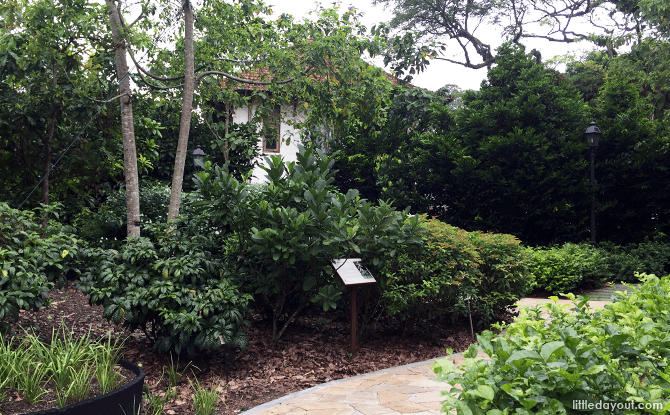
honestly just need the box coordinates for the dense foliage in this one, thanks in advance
[195,146,424,344]
[79,217,251,356]
[379,217,531,330]
[589,40,670,243]
[433,273,670,414]
[336,41,670,246]
[0,203,86,334]
[436,44,589,245]
[527,240,670,294]
[74,180,179,248]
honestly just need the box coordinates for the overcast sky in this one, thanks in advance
[267,0,593,92]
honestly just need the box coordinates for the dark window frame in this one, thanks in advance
[262,105,281,154]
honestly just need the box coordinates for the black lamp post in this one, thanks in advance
[584,121,601,246]
[193,146,205,170]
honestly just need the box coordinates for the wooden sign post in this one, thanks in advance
[331,258,376,356]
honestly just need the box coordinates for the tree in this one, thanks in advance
[590,40,670,243]
[444,43,590,245]
[106,0,141,237]
[0,0,113,222]
[331,85,456,210]
[373,0,670,77]
[112,0,386,226]
[564,51,611,106]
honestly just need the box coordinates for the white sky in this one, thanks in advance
[267,0,594,91]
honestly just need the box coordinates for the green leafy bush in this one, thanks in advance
[598,240,670,283]
[526,243,603,294]
[0,248,52,335]
[195,146,424,344]
[79,218,251,356]
[74,181,183,248]
[527,240,670,294]
[379,218,531,329]
[1,203,86,334]
[433,273,670,414]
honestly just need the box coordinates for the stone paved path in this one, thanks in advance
[244,293,620,415]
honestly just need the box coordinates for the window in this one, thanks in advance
[262,105,281,153]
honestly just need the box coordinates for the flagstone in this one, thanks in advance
[381,401,430,413]
[377,390,409,404]
[408,391,443,403]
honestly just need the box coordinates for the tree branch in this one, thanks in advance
[118,7,186,83]
[126,9,145,30]
[434,56,491,69]
[86,93,131,103]
[195,71,295,85]
[126,41,186,82]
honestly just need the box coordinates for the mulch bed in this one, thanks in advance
[3,285,496,414]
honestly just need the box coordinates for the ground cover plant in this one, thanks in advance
[432,273,670,414]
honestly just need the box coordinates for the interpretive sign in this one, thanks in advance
[331,258,376,356]
[331,258,376,285]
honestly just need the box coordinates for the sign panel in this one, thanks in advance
[331,258,376,285]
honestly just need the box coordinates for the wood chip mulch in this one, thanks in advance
[3,285,494,414]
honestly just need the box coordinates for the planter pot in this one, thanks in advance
[25,360,145,415]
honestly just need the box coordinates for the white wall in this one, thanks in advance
[233,102,307,183]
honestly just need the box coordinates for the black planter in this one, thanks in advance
[25,360,145,415]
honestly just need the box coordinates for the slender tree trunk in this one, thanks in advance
[223,102,230,165]
[107,0,141,237]
[41,65,59,229]
[167,0,195,223]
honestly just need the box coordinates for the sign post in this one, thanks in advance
[331,258,376,356]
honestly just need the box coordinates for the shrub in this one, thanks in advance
[526,243,603,294]
[0,203,86,334]
[433,273,670,414]
[195,146,424,344]
[74,181,183,248]
[0,248,52,335]
[79,218,251,356]
[528,240,670,294]
[469,230,532,321]
[598,240,670,283]
[379,218,531,330]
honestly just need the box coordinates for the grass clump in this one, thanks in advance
[0,322,125,409]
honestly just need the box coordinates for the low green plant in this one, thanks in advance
[1,203,88,334]
[432,273,670,414]
[0,322,126,409]
[526,242,602,294]
[166,354,197,388]
[598,240,670,283]
[67,364,93,404]
[94,334,124,395]
[0,333,16,397]
[527,239,670,294]
[190,377,223,415]
[19,363,50,404]
[80,219,252,356]
[378,217,530,330]
[143,390,170,415]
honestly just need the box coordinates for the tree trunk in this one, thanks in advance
[167,0,195,223]
[107,0,141,237]
[224,102,230,165]
[41,64,58,229]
